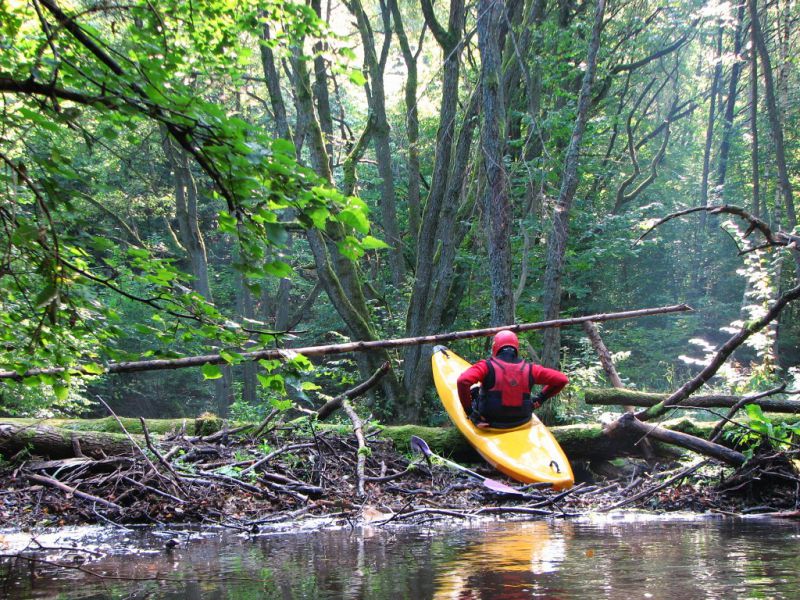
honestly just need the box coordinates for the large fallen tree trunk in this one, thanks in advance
[0,422,138,459]
[0,304,690,381]
[1,416,752,464]
[585,387,800,413]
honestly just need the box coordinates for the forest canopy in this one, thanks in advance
[1,0,798,424]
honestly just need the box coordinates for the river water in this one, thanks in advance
[2,514,799,599]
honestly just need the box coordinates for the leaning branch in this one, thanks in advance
[611,413,746,466]
[0,304,691,381]
[637,285,800,421]
[317,362,392,419]
[634,204,799,249]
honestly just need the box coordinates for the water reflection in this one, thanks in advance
[434,521,565,599]
[2,517,800,599]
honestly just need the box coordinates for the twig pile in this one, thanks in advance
[0,420,592,530]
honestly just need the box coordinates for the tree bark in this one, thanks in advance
[749,21,761,218]
[2,416,750,465]
[748,0,796,229]
[0,422,138,459]
[585,387,800,413]
[348,0,405,287]
[162,137,233,416]
[236,269,257,406]
[608,413,745,466]
[291,47,404,413]
[692,26,724,297]
[311,0,335,169]
[403,90,482,410]
[540,0,606,384]
[389,0,423,248]
[478,0,513,326]
[582,322,625,389]
[402,0,467,419]
[714,3,745,194]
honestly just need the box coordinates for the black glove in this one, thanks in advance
[532,393,547,410]
[470,386,481,404]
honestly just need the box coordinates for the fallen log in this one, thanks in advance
[0,304,691,380]
[3,416,770,464]
[0,422,138,459]
[607,413,746,466]
[585,387,800,413]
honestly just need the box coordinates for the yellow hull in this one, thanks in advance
[431,346,574,490]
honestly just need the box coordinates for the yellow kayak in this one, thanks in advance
[431,345,574,490]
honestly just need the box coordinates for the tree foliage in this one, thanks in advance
[1,0,798,424]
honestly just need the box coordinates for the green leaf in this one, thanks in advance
[264,260,292,278]
[53,384,69,402]
[271,138,296,156]
[745,403,765,421]
[81,363,105,375]
[220,350,244,365]
[201,363,223,380]
[338,207,369,234]
[348,69,367,86]
[218,211,238,234]
[360,235,389,250]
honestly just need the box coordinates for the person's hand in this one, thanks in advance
[470,386,481,403]
[532,393,547,410]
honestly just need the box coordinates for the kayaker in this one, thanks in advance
[456,330,568,429]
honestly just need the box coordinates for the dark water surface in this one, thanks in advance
[2,515,800,599]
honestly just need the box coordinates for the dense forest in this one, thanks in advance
[1,0,798,428]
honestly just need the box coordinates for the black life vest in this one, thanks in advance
[472,357,535,428]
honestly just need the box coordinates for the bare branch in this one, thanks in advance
[0,304,692,381]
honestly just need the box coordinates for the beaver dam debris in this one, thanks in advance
[1,416,798,531]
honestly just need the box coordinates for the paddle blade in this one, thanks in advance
[483,478,525,495]
[409,435,432,457]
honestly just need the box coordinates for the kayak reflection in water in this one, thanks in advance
[433,521,567,600]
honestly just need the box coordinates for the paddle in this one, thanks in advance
[409,435,524,495]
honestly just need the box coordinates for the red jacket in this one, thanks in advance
[456,360,568,412]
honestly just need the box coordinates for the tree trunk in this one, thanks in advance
[389,0,423,248]
[748,0,796,230]
[403,90,482,410]
[0,305,690,381]
[749,20,761,218]
[236,269,257,406]
[608,413,745,466]
[478,0,513,326]
[291,48,405,415]
[402,0,467,419]
[699,27,723,218]
[162,137,233,416]
[691,27,724,298]
[540,0,606,380]
[348,0,405,287]
[714,3,745,194]
[2,416,752,465]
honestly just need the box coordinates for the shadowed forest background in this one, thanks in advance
[1,0,798,426]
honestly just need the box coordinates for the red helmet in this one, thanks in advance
[492,330,519,356]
